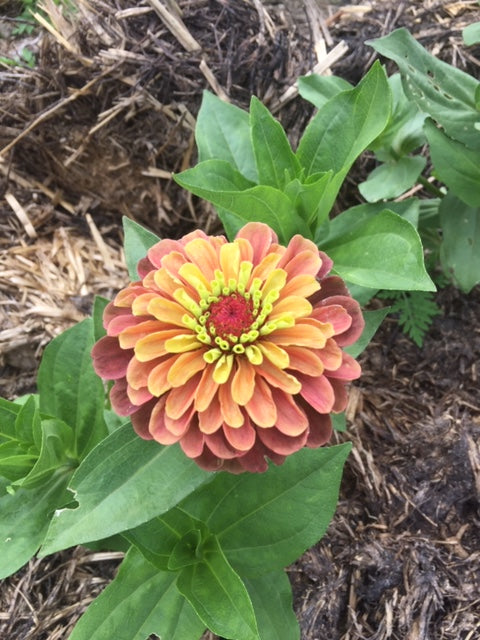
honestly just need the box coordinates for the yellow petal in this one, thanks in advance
[164,333,202,353]
[258,341,289,369]
[147,296,192,327]
[220,241,241,282]
[184,237,219,281]
[178,261,211,292]
[269,296,312,320]
[134,329,184,361]
[213,353,234,384]
[167,350,208,387]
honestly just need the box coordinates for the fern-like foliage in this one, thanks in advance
[377,291,441,347]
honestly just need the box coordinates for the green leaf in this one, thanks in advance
[439,192,480,293]
[369,28,480,151]
[40,423,212,556]
[0,471,70,579]
[284,171,333,226]
[122,216,160,281]
[463,21,480,46]
[244,571,300,640]
[296,61,391,220]
[196,90,258,182]
[169,529,204,570]
[14,394,39,444]
[175,160,308,243]
[424,119,480,208]
[297,74,352,109]
[176,534,258,640]
[250,96,301,188]
[0,397,21,444]
[323,210,435,291]
[378,290,440,347]
[359,155,426,202]
[70,546,204,640]
[344,307,390,358]
[126,508,204,571]
[331,412,346,433]
[37,318,108,459]
[17,418,75,489]
[370,74,426,160]
[180,444,351,577]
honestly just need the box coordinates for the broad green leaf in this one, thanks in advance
[250,96,300,188]
[40,423,212,556]
[439,193,480,293]
[344,307,390,358]
[284,171,333,226]
[169,529,204,570]
[296,61,391,219]
[0,443,37,481]
[17,418,75,489]
[122,217,160,280]
[0,470,70,579]
[92,295,109,342]
[14,394,39,444]
[297,74,352,109]
[369,28,480,150]
[69,546,204,640]
[0,397,21,443]
[425,119,480,207]
[177,535,258,640]
[331,412,346,433]
[175,160,308,243]
[126,508,204,571]
[244,571,300,640]
[463,21,480,46]
[180,444,351,577]
[370,74,426,160]
[323,210,434,291]
[196,90,258,182]
[37,318,108,458]
[359,155,426,202]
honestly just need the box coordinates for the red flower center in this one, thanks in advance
[208,294,255,339]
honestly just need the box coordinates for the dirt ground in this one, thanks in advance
[1,1,479,639]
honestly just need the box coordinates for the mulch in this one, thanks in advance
[1,1,479,638]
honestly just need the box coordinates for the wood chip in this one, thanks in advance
[4,193,37,239]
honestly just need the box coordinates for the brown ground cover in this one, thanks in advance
[1,1,479,638]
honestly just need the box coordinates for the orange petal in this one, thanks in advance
[280,274,320,300]
[131,293,159,316]
[164,405,195,437]
[284,346,324,376]
[270,388,308,436]
[198,395,223,434]
[160,251,187,281]
[257,341,289,369]
[245,376,277,427]
[167,350,207,387]
[269,296,312,320]
[231,357,256,405]
[147,296,191,327]
[194,366,219,412]
[152,268,181,298]
[120,324,177,351]
[165,373,201,419]
[127,384,153,406]
[114,285,147,308]
[223,420,256,451]
[235,222,277,263]
[147,355,178,396]
[270,320,331,348]
[251,253,283,282]
[280,249,321,278]
[256,357,301,394]
[184,237,220,281]
[317,338,343,371]
[127,356,156,390]
[179,424,205,458]
[134,329,185,360]
[218,383,244,428]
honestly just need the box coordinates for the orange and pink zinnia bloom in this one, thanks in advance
[92,223,363,473]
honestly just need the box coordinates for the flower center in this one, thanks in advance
[207,294,255,341]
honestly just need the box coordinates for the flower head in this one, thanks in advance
[92,223,364,473]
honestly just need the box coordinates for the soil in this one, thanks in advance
[1,1,479,639]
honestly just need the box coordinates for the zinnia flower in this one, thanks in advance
[92,223,363,473]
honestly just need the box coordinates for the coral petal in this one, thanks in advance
[119,322,174,350]
[147,297,190,326]
[165,373,201,419]
[299,374,335,414]
[286,346,324,376]
[198,395,223,434]
[223,420,256,451]
[219,383,244,427]
[312,305,352,335]
[257,426,308,455]
[92,336,131,380]
[148,396,180,444]
[245,376,277,427]
[134,329,183,361]
[328,352,362,380]
[231,357,255,406]
[235,222,277,263]
[130,400,156,440]
[180,424,205,458]
[147,355,177,396]
[270,388,308,436]
[317,338,343,371]
[256,358,301,394]
[167,350,207,387]
[194,366,219,412]
[204,430,239,459]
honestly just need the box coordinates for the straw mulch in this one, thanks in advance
[1,1,480,639]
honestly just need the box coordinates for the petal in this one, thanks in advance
[302,406,332,447]
[280,274,320,300]
[328,378,349,412]
[198,395,223,434]
[270,388,309,436]
[327,352,361,380]
[127,356,157,390]
[180,422,205,458]
[131,293,159,316]
[269,320,331,348]
[152,268,180,298]
[285,346,324,376]
[130,400,156,439]
[269,296,312,320]
[223,420,256,451]
[110,379,137,416]
[213,353,234,384]
[134,329,186,361]
[317,338,343,371]
[220,241,241,282]
[317,251,334,279]
[235,443,279,473]
[184,237,220,281]
[194,366,219,412]
[147,355,177,397]
[245,376,277,427]
[235,222,277,263]
[164,405,195,437]
[178,261,211,291]
[218,382,244,428]
[257,341,289,369]
[147,239,187,268]
[279,249,321,279]
[164,333,202,353]
[103,302,130,331]
[120,322,176,350]
[165,373,201,419]
[312,304,352,336]
[231,357,256,406]
[147,296,191,326]
[256,357,301,394]
[167,350,208,387]
[127,385,153,406]
[299,374,335,414]
[92,336,131,380]
[318,296,364,346]
[108,314,154,338]
[256,426,308,455]
[114,285,148,308]
[148,396,180,444]
[204,430,240,459]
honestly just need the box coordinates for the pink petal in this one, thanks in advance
[316,251,334,279]
[198,395,223,434]
[256,426,308,455]
[328,378,349,412]
[299,374,335,414]
[164,404,195,437]
[318,296,364,346]
[223,419,256,451]
[235,222,277,263]
[312,305,352,336]
[127,384,153,406]
[204,430,240,459]
[327,352,362,380]
[148,396,180,444]
[130,400,156,439]
[245,376,277,427]
[302,407,332,447]
[179,422,205,458]
[270,388,309,436]
[285,346,324,376]
[92,336,131,380]
[110,379,138,416]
